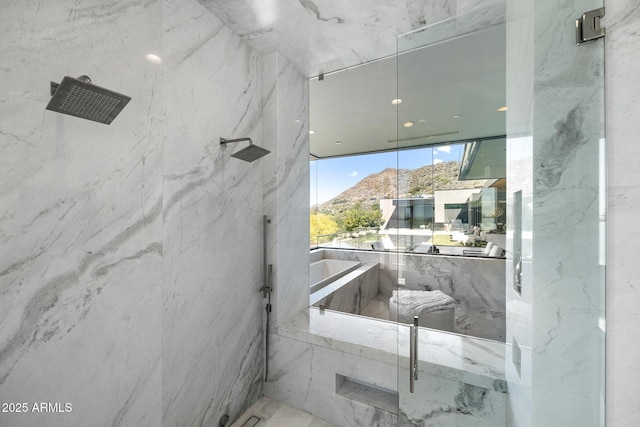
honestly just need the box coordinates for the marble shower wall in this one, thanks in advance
[505,0,605,426]
[605,0,640,425]
[262,51,310,328]
[0,1,164,426]
[161,0,266,425]
[0,0,290,425]
[265,333,399,426]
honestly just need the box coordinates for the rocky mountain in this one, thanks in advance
[316,161,488,212]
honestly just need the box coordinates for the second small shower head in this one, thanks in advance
[220,137,270,162]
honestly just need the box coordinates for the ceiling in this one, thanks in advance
[310,24,506,158]
[198,0,506,160]
[197,0,458,77]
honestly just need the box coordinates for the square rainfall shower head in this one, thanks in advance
[231,144,271,162]
[46,76,131,124]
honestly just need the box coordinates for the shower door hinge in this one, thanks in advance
[576,7,605,45]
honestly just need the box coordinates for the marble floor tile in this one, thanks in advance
[231,397,340,427]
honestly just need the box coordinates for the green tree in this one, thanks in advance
[365,206,383,228]
[310,212,339,243]
[341,203,383,231]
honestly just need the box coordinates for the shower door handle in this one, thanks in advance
[409,316,418,393]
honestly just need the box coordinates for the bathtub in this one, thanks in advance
[309,262,380,314]
[309,259,360,293]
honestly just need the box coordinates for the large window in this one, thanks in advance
[310,138,506,255]
[308,24,509,344]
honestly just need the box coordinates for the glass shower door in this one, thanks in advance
[395,0,605,425]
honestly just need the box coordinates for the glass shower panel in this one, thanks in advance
[394,147,434,250]
[395,18,509,424]
[396,0,605,425]
[309,58,398,252]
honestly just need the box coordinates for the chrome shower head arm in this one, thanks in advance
[220,137,253,146]
[219,136,270,162]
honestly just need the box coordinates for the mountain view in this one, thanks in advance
[315,161,488,212]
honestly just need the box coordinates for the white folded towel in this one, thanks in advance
[390,290,455,316]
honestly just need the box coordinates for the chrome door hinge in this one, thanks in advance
[576,7,606,45]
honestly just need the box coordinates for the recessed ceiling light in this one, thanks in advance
[403,121,414,128]
[497,106,507,112]
[335,141,342,145]
[309,129,316,135]
[145,54,162,64]
[418,119,426,123]
[391,98,403,105]
[452,114,462,119]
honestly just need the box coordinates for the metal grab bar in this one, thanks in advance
[410,316,418,393]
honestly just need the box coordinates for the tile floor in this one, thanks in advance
[230,397,339,427]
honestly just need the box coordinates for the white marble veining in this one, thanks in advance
[265,331,399,427]
[161,0,266,425]
[266,308,506,426]
[2,0,639,425]
[319,249,506,341]
[399,367,506,427]
[262,51,310,328]
[198,0,506,77]
[280,308,505,385]
[504,2,535,425]
[0,1,164,426]
[0,0,299,425]
[310,263,380,312]
[605,1,640,426]
[505,0,606,426]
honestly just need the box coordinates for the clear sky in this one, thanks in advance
[311,143,464,206]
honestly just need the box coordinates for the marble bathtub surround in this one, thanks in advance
[309,258,361,293]
[314,249,506,341]
[310,263,379,313]
[278,308,506,386]
[267,308,507,426]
